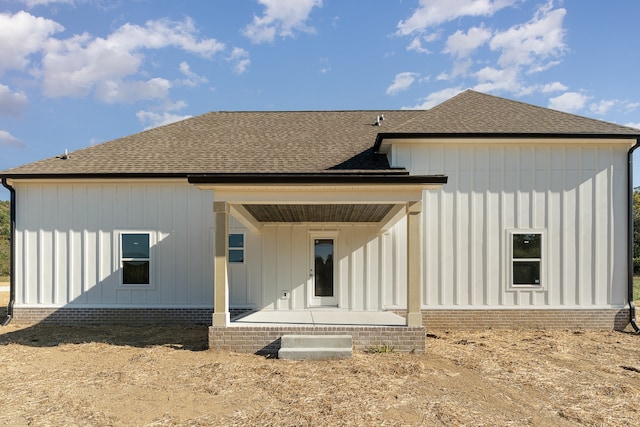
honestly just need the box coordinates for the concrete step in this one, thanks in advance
[278,334,353,360]
[281,334,352,349]
[278,347,352,360]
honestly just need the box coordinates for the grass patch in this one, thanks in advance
[0,275,9,283]
[366,343,395,354]
[634,276,640,302]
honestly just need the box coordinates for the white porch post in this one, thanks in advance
[213,201,230,326]
[406,201,422,327]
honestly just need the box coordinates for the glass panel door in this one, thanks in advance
[314,238,334,297]
[309,235,337,306]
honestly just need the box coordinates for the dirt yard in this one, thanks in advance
[0,311,637,426]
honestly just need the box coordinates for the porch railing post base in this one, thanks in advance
[406,312,422,327]
[212,312,230,327]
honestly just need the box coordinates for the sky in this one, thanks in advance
[1,0,640,200]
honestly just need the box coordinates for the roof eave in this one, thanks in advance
[0,172,190,179]
[373,132,640,153]
[187,173,448,185]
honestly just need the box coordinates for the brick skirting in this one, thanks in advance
[11,307,213,325]
[12,307,629,338]
[209,325,426,355]
[405,308,630,331]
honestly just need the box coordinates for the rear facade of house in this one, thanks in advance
[2,90,638,334]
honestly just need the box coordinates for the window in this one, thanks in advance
[511,232,542,286]
[121,233,150,285]
[229,233,244,263]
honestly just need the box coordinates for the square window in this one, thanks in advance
[123,260,150,285]
[229,234,244,248]
[513,261,540,285]
[229,249,244,263]
[122,234,149,258]
[513,234,541,258]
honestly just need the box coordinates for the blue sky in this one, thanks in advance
[1,0,640,200]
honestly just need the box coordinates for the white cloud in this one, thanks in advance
[589,99,616,115]
[136,100,191,130]
[94,78,171,104]
[0,84,29,116]
[541,81,567,93]
[0,130,23,148]
[20,0,77,6]
[0,11,63,73]
[41,18,224,102]
[243,0,323,44]
[386,72,419,95]
[136,111,192,130]
[445,26,492,58]
[490,2,566,73]
[407,37,431,54]
[227,48,250,74]
[548,92,590,113]
[624,101,640,112]
[472,66,532,95]
[405,86,464,109]
[397,0,516,36]
[178,62,208,87]
[625,122,640,130]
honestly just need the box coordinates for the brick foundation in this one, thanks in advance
[11,307,213,325]
[209,325,426,355]
[404,308,629,331]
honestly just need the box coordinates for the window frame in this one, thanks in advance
[507,229,545,289]
[118,231,154,288]
[228,232,245,264]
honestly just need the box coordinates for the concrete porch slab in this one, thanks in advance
[230,310,406,327]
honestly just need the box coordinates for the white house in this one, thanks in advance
[2,90,639,353]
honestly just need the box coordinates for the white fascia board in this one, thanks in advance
[204,184,433,204]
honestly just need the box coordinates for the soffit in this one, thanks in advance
[242,204,394,223]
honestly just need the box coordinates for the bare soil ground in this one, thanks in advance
[1,288,639,426]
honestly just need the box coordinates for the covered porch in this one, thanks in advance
[189,172,446,353]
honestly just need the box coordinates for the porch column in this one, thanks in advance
[406,201,422,327]
[213,201,230,326]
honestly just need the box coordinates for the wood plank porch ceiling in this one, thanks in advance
[242,204,395,223]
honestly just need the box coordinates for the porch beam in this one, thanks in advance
[213,201,230,326]
[406,201,422,327]
[229,203,263,233]
[378,204,406,233]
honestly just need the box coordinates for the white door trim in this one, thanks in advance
[308,231,338,307]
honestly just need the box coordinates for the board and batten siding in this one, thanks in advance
[14,181,214,308]
[257,224,386,310]
[388,141,630,309]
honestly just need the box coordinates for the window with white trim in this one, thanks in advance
[511,232,542,287]
[229,233,244,263]
[121,233,150,286]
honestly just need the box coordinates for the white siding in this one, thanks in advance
[14,181,214,308]
[257,224,383,310]
[388,142,630,308]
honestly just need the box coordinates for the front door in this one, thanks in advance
[309,235,337,306]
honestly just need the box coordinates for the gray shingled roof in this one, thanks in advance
[2,90,638,177]
[383,90,640,135]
